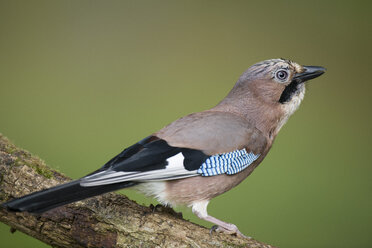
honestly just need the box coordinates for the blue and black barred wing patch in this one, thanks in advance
[197,148,260,176]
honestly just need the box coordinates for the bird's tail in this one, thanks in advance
[2,180,137,213]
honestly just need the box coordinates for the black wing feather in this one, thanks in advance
[80,136,211,186]
[93,136,209,173]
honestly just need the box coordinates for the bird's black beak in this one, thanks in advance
[293,66,326,82]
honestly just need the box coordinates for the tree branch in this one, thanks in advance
[0,133,275,248]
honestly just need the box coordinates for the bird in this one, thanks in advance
[2,58,325,237]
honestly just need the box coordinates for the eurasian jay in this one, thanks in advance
[3,59,325,237]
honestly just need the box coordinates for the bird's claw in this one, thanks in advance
[209,224,250,239]
[209,225,219,235]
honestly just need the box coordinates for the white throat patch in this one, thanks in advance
[276,86,306,134]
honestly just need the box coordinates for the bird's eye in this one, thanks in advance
[275,70,288,81]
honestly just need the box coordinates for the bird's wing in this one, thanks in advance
[80,111,267,187]
[156,110,268,154]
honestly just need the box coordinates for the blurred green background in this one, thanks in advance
[0,0,371,247]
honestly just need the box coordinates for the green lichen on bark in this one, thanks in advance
[0,133,275,248]
[0,134,53,179]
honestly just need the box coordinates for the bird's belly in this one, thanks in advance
[166,165,261,207]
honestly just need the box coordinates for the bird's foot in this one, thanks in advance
[210,224,250,239]
[149,204,183,218]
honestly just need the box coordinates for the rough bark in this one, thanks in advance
[0,133,275,248]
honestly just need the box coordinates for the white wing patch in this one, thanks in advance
[80,152,198,187]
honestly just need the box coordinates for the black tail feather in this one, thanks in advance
[2,180,137,213]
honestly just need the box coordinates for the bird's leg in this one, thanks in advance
[192,201,249,238]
